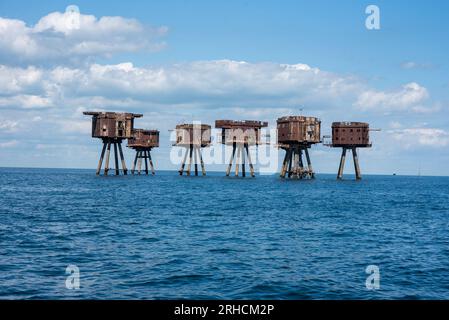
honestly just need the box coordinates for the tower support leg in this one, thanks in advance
[113,142,120,175]
[298,148,304,179]
[144,150,149,175]
[199,148,206,176]
[241,143,246,177]
[96,142,107,175]
[137,151,143,175]
[118,143,127,175]
[148,149,155,175]
[245,143,255,177]
[352,148,362,180]
[226,142,237,177]
[179,147,188,175]
[186,145,193,176]
[337,148,347,180]
[304,147,314,179]
[291,147,297,178]
[287,147,294,178]
[280,148,290,178]
[131,151,138,175]
[104,141,112,176]
[194,145,199,176]
[235,144,241,177]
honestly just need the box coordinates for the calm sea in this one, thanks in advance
[0,167,448,299]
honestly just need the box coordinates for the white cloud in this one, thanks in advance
[389,121,402,129]
[0,65,43,94]
[0,60,360,109]
[0,94,52,108]
[389,128,449,148]
[0,140,18,148]
[354,82,430,112]
[0,61,440,118]
[59,119,91,134]
[0,11,167,66]
[401,61,433,70]
[0,120,19,132]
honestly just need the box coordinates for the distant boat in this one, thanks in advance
[393,173,396,176]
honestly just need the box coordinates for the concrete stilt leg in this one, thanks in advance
[148,150,155,175]
[304,147,314,178]
[245,143,255,177]
[118,143,127,175]
[179,147,188,175]
[352,148,362,180]
[186,145,193,176]
[199,148,206,176]
[235,144,241,177]
[113,142,119,175]
[280,148,290,178]
[104,141,112,176]
[241,143,246,177]
[96,142,107,175]
[194,146,199,176]
[337,148,347,180]
[131,151,138,175]
[144,150,149,175]
[137,151,143,175]
[226,142,237,177]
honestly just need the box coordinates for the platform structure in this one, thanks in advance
[174,123,211,176]
[83,111,142,175]
[127,129,159,175]
[215,120,268,177]
[328,122,372,180]
[277,116,321,179]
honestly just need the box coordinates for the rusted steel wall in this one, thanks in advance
[215,120,268,145]
[128,129,160,148]
[277,116,321,144]
[331,122,371,147]
[215,120,268,129]
[83,112,143,139]
[174,124,211,147]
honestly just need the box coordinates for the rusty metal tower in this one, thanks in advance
[127,129,159,175]
[215,120,268,177]
[277,116,321,179]
[327,122,373,180]
[83,111,142,175]
[174,123,211,176]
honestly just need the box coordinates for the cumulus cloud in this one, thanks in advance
[389,128,449,148]
[0,94,52,109]
[354,82,430,112]
[0,60,363,110]
[0,10,167,66]
[0,60,440,118]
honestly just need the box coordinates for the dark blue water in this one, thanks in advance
[1,167,448,299]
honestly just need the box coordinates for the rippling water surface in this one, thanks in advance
[1,167,448,299]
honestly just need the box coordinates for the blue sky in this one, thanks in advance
[0,0,448,175]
